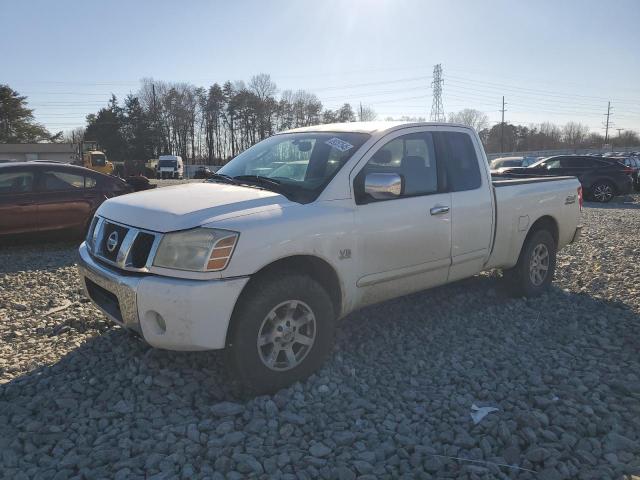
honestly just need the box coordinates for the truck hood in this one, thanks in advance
[97,182,292,232]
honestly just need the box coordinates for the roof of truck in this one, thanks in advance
[283,121,474,135]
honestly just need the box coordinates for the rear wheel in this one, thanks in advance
[591,180,615,203]
[226,273,335,394]
[503,229,556,297]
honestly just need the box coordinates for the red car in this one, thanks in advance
[0,162,133,239]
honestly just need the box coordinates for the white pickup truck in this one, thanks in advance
[78,122,582,392]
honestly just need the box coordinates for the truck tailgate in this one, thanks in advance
[486,175,581,270]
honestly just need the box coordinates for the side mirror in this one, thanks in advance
[364,172,402,200]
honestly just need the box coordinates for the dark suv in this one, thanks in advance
[615,156,640,191]
[503,155,633,202]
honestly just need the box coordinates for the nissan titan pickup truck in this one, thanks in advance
[78,122,582,392]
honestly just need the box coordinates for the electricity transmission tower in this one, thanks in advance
[430,64,446,122]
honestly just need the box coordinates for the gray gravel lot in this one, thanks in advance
[1,194,639,479]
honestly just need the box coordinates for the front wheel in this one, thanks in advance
[503,229,557,297]
[226,273,335,394]
[591,180,615,203]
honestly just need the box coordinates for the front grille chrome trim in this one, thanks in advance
[91,216,161,273]
[116,229,137,266]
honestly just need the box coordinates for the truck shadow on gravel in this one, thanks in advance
[1,274,639,478]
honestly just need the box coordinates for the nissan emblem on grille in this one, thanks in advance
[106,231,119,252]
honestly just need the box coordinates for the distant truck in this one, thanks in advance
[157,155,184,179]
[79,141,114,175]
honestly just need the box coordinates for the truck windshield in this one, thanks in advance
[92,154,106,167]
[159,160,177,168]
[218,132,370,203]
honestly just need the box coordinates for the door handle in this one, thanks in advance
[430,205,450,216]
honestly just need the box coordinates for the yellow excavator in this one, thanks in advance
[79,141,114,175]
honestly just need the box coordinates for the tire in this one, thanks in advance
[226,273,336,394]
[503,229,557,297]
[591,180,615,203]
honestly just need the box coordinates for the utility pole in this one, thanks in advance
[430,64,445,122]
[152,82,159,156]
[616,128,624,137]
[500,96,505,152]
[359,102,363,121]
[603,101,612,144]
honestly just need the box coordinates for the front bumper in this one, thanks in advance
[77,242,249,350]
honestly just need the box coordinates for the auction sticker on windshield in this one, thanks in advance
[325,137,354,152]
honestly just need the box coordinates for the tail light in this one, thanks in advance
[623,166,634,175]
[578,186,583,211]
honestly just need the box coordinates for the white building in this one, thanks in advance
[0,143,76,162]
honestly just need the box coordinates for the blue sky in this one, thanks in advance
[3,0,640,134]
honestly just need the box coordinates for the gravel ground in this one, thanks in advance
[1,195,639,479]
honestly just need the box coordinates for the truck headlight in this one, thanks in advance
[153,228,239,272]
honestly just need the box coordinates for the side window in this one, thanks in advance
[434,132,482,191]
[0,170,34,194]
[42,170,85,190]
[560,158,581,168]
[544,159,562,169]
[85,176,97,188]
[580,158,600,168]
[357,132,438,202]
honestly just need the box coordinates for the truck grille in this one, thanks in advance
[130,232,156,268]
[89,217,160,272]
[101,222,129,262]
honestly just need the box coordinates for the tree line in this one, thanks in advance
[2,78,639,163]
[74,74,375,164]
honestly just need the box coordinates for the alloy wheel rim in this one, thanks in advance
[257,300,316,371]
[594,184,613,202]
[529,243,550,286]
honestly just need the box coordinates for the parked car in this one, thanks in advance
[78,122,582,393]
[615,156,640,191]
[124,175,157,191]
[489,156,537,172]
[193,166,214,179]
[501,155,633,202]
[0,162,133,239]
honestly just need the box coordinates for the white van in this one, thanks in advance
[157,155,184,179]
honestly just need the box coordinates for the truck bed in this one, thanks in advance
[485,174,582,271]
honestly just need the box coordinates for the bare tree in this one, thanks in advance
[448,109,489,131]
[249,73,277,101]
[562,121,589,147]
[62,126,85,145]
[357,104,377,121]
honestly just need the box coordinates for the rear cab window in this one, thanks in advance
[433,131,482,192]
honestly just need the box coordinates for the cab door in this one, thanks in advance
[0,167,38,235]
[433,129,493,282]
[351,128,452,307]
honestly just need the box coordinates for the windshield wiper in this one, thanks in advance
[232,175,281,186]
[207,173,240,185]
[232,174,301,199]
